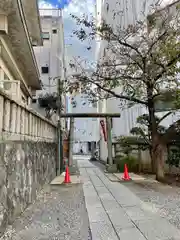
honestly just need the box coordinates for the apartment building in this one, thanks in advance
[96,0,179,162]
[32,9,67,126]
[0,0,42,105]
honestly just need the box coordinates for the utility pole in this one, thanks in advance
[57,78,63,174]
[106,117,113,165]
[68,117,74,166]
[57,8,65,175]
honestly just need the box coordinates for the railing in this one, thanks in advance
[0,80,21,101]
[0,89,57,142]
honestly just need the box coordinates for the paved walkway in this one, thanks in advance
[77,158,180,240]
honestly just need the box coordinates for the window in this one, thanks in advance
[106,3,109,12]
[88,142,91,152]
[92,101,97,108]
[3,82,11,90]
[52,29,57,34]
[103,48,106,57]
[32,98,37,103]
[32,90,36,97]
[42,32,50,40]
[111,118,113,128]
[41,66,49,74]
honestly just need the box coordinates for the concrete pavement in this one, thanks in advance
[77,157,180,240]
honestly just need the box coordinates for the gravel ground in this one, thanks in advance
[122,180,180,230]
[1,184,91,240]
[93,161,180,230]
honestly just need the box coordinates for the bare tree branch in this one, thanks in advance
[81,76,147,105]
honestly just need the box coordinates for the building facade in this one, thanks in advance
[0,0,42,105]
[32,9,67,127]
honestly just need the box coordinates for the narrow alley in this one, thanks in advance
[1,156,180,240]
[1,175,91,240]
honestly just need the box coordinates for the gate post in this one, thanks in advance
[68,117,74,166]
[106,117,113,165]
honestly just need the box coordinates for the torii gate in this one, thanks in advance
[58,113,120,173]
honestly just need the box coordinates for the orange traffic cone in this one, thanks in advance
[122,164,131,181]
[64,166,71,184]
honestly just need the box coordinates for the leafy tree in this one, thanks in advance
[38,92,64,119]
[167,148,180,169]
[68,3,180,180]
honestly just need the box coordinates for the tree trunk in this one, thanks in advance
[138,147,141,173]
[151,135,167,181]
[149,147,156,173]
[147,87,166,180]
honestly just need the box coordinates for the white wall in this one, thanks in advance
[34,11,63,96]
[73,142,88,154]
[31,9,67,125]
[68,93,100,142]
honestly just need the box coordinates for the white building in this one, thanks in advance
[65,52,100,154]
[32,9,67,126]
[0,0,42,105]
[96,0,179,162]
[68,93,100,154]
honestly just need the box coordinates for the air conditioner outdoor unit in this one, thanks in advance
[0,80,20,101]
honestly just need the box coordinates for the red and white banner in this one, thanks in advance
[100,120,107,142]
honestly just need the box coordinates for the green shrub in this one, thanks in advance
[166,148,180,167]
[115,155,138,172]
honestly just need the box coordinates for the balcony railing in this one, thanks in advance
[0,80,21,101]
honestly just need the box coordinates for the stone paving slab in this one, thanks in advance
[112,194,142,207]
[77,158,180,240]
[123,205,155,221]
[90,222,118,240]
[107,208,134,229]
[101,200,120,211]
[115,226,147,240]
[105,173,120,181]
[88,206,110,223]
[98,192,115,201]
[95,186,110,194]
